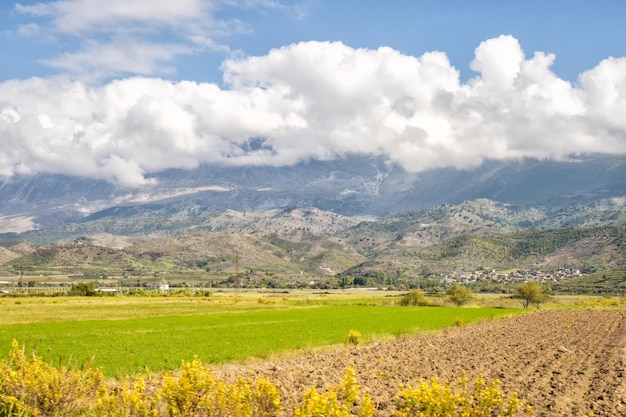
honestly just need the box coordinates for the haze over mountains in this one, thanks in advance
[1,153,625,238]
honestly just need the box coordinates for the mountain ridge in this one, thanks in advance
[2,220,624,291]
[1,153,625,234]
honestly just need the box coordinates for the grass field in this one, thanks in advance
[2,291,626,417]
[0,291,523,377]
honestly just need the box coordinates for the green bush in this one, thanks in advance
[68,281,98,296]
[400,289,429,306]
[516,281,546,308]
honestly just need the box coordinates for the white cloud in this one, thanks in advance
[13,0,310,79]
[13,0,257,78]
[16,23,42,37]
[16,0,212,33]
[41,39,192,80]
[470,35,525,90]
[0,36,626,186]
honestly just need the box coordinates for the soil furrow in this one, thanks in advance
[215,310,626,417]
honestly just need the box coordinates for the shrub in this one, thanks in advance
[69,281,98,296]
[341,366,360,406]
[395,373,531,417]
[400,289,429,306]
[346,330,362,346]
[446,284,473,307]
[294,366,374,417]
[96,374,160,417]
[0,340,104,416]
[159,357,282,417]
[295,387,349,417]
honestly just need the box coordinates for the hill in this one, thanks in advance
[337,225,626,289]
[2,230,367,286]
[2,214,625,292]
[0,207,361,245]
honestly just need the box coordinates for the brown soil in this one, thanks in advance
[215,310,626,416]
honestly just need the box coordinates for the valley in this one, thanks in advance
[1,197,625,295]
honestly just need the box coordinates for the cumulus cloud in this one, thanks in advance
[1,35,626,186]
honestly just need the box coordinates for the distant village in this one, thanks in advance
[440,267,583,285]
[0,266,586,294]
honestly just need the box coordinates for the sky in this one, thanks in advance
[1,1,626,187]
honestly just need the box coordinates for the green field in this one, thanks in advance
[0,293,522,377]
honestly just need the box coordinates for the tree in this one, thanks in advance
[446,284,473,307]
[338,275,353,288]
[516,280,546,308]
[69,281,97,296]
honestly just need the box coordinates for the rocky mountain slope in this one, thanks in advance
[2,199,625,290]
[1,153,625,233]
[1,151,625,289]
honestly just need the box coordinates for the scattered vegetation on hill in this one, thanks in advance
[553,265,626,294]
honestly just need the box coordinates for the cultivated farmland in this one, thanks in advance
[214,309,626,416]
[1,294,625,416]
[0,293,519,376]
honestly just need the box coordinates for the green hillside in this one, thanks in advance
[338,225,626,290]
[552,266,626,294]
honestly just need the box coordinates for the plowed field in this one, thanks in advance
[216,310,626,416]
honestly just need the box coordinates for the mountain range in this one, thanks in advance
[1,153,625,291]
[1,153,625,237]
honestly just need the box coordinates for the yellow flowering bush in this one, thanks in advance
[0,339,104,417]
[394,373,531,417]
[295,387,351,417]
[346,330,362,346]
[0,341,533,417]
[294,366,374,417]
[96,374,161,417]
[160,357,282,417]
[341,366,360,407]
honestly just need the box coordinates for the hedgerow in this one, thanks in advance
[1,341,531,417]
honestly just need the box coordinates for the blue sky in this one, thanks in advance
[3,1,625,83]
[1,1,626,186]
